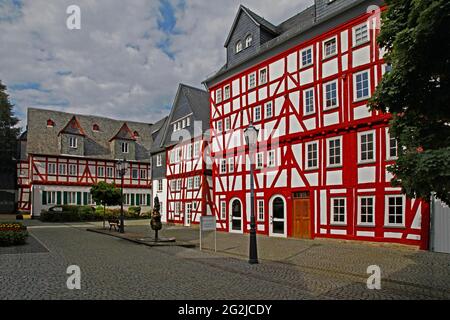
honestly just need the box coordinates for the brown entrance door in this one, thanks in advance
[292,192,311,239]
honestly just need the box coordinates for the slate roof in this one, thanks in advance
[26,108,154,161]
[205,0,376,85]
[59,116,86,136]
[149,116,168,154]
[160,84,210,148]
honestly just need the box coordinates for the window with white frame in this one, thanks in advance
[331,198,346,225]
[194,176,201,189]
[256,152,264,169]
[216,89,223,103]
[228,158,234,173]
[301,46,313,68]
[59,163,67,175]
[97,166,104,177]
[248,72,256,89]
[386,129,398,160]
[186,117,190,127]
[236,41,243,53]
[327,137,342,167]
[224,85,230,100]
[158,179,163,192]
[257,200,265,221]
[323,37,337,59]
[69,136,77,149]
[140,169,147,180]
[385,195,405,226]
[177,179,182,191]
[245,34,253,48]
[220,201,226,220]
[220,159,227,174]
[324,81,338,109]
[132,169,139,180]
[186,145,192,159]
[354,70,370,101]
[353,23,369,46]
[175,202,181,215]
[358,196,375,226]
[225,117,231,131]
[86,192,94,205]
[194,141,200,157]
[69,164,77,176]
[171,180,177,191]
[268,150,276,168]
[359,131,375,163]
[216,120,223,133]
[46,191,57,205]
[48,163,56,175]
[182,119,186,128]
[106,167,113,178]
[265,101,273,118]
[304,88,315,115]
[259,68,267,85]
[67,191,77,205]
[156,154,162,167]
[254,105,261,122]
[121,142,129,154]
[124,194,130,205]
[187,177,193,189]
[306,142,318,169]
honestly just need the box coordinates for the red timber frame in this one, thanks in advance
[17,154,152,212]
[165,137,213,226]
[208,8,430,249]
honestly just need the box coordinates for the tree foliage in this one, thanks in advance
[90,182,122,209]
[369,0,450,204]
[0,81,20,164]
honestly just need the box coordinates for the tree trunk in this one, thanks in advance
[103,204,106,229]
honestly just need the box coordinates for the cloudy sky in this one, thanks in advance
[0,0,312,129]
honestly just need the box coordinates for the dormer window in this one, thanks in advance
[93,124,100,131]
[133,130,139,138]
[47,119,55,127]
[235,41,243,54]
[69,136,77,149]
[121,142,129,154]
[245,34,253,48]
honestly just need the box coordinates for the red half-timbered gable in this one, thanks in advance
[205,1,430,249]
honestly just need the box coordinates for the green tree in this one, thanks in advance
[0,81,20,163]
[90,182,122,227]
[369,0,450,205]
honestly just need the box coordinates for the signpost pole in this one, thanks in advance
[200,224,202,251]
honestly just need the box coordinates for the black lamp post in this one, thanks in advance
[244,122,259,264]
[116,159,128,234]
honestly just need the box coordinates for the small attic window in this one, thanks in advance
[47,119,55,127]
[133,130,139,137]
[93,124,100,131]
[245,34,253,48]
[235,41,243,54]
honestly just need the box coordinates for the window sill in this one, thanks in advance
[384,224,406,229]
[352,40,370,50]
[357,223,375,228]
[323,105,339,112]
[358,160,376,165]
[299,63,314,71]
[330,223,347,227]
[353,96,370,103]
[322,53,338,62]
[327,164,343,169]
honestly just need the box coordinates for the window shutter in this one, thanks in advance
[83,192,88,205]
[57,192,62,205]
[63,192,68,205]
[147,194,151,207]
[131,194,135,206]
[77,192,82,205]
[136,194,140,206]
[42,191,47,205]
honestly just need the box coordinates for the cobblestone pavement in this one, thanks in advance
[1,221,449,300]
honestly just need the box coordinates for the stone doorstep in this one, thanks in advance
[86,228,196,248]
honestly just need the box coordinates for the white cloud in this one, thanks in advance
[0,0,313,128]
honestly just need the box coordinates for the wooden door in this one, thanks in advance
[292,198,311,239]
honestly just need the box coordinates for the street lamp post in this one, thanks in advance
[116,159,128,234]
[244,122,259,265]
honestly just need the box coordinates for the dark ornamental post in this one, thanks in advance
[151,195,162,241]
[244,122,259,264]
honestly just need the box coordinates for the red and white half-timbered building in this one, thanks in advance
[18,108,154,216]
[157,84,213,226]
[204,0,430,249]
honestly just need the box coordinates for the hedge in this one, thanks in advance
[40,205,150,222]
[0,222,29,246]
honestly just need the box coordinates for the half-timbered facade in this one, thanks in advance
[18,108,154,216]
[159,84,213,226]
[204,0,430,249]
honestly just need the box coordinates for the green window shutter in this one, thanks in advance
[42,191,47,205]
[57,191,62,205]
[136,194,140,206]
[147,194,150,207]
[77,192,82,205]
[63,192,68,205]
[131,194,135,206]
[83,192,88,205]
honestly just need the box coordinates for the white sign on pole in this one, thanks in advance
[200,216,217,252]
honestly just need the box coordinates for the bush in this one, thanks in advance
[0,222,28,246]
[41,206,97,222]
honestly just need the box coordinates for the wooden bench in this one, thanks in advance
[108,219,122,231]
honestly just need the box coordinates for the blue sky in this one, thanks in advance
[0,0,312,129]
